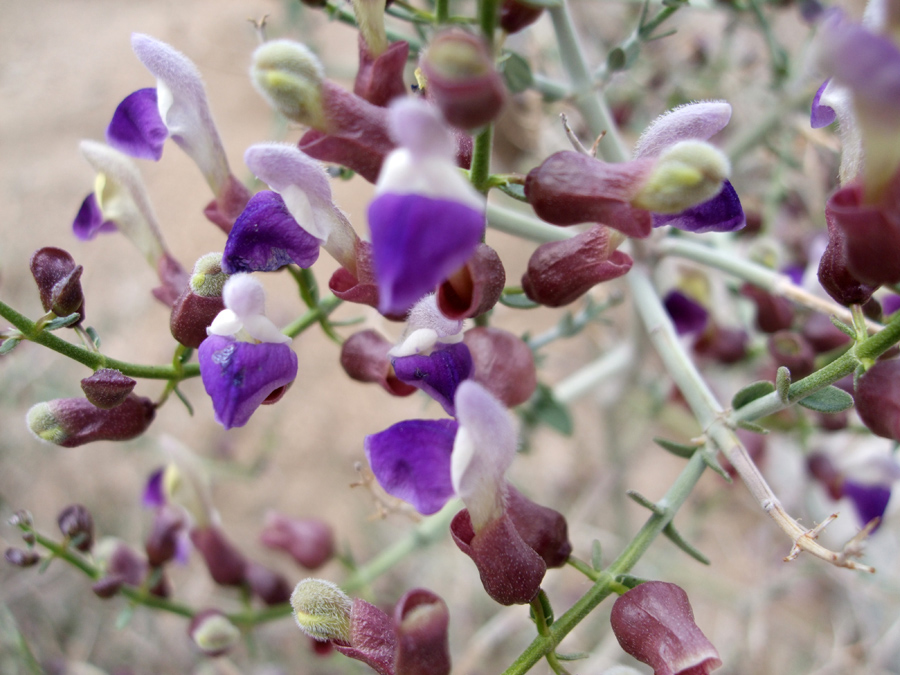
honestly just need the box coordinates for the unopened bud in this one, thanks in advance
[80,369,137,409]
[8,509,33,528]
[740,283,794,333]
[190,253,229,297]
[632,141,730,214]
[420,29,506,130]
[767,331,815,380]
[291,578,352,642]
[145,505,186,567]
[251,40,326,129]
[189,610,242,657]
[91,575,125,599]
[171,253,229,348]
[57,504,94,552]
[261,512,336,569]
[394,589,451,675]
[27,395,155,448]
[245,561,293,605]
[855,359,900,442]
[500,0,544,34]
[190,526,247,587]
[340,330,418,396]
[5,547,40,567]
[692,324,748,364]
[29,247,86,321]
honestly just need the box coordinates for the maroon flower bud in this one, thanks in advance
[767,331,815,379]
[740,283,794,333]
[341,330,417,397]
[190,526,247,587]
[189,609,241,657]
[245,561,293,605]
[145,504,186,567]
[692,324,748,364]
[106,542,149,587]
[505,487,571,568]
[500,0,544,34]
[801,313,852,353]
[437,244,505,320]
[420,29,507,131]
[80,369,137,409]
[525,151,654,237]
[450,508,546,605]
[171,253,229,348]
[393,589,451,675]
[27,395,156,448]
[91,575,124,599]
[522,225,633,307]
[463,327,537,407]
[855,359,900,442]
[807,452,844,500]
[57,504,94,552]
[29,247,86,321]
[610,581,723,675]
[355,36,409,106]
[817,201,878,306]
[260,512,336,569]
[333,598,397,675]
[5,547,40,567]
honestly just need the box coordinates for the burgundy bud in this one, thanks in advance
[463,327,537,407]
[500,0,544,34]
[610,581,723,675]
[420,29,507,130]
[333,598,398,675]
[190,526,247,587]
[260,512,336,569]
[855,359,900,442]
[450,508,546,605]
[525,151,654,237]
[437,244,505,320]
[692,324,748,364]
[145,504,186,567]
[106,542,149,587]
[740,283,794,333]
[27,395,156,448]
[170,290,226,348]
[5,547,40,567]
[245,561,293,606]
[91,575,125,598]
[393,589,451,675]
[355,35,409,107]
[340,330,417,397]
[767,331,815,380]
[807,452,844,500]
[57,504,94,552]
[505,487,572,568]
[29,247,86,321]
[801,313,851,353]
[80,369,137,409]
[189,609,241,657]
[522,225,633,307]
[817,201,878,306]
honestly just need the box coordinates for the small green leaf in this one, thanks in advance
[556,652,590,661]
[497,183,528,202]
[174,387,194,416]
[591,539,602,570]
[86,326,101,349]
[654,437,699,458]
[0,338,22,355]
[499,51,533,94]
[43,312,82,331]
[500,293,541,309]
[775,367,791,403]
[663,522,711,565]
[798,386,854,413]
[732,380,775,409]
[615,574,648,590]
[736,420,769,434]
[830,316,856,339]
[700,448,732,482]
[607,47,627,71]
[626,490,666,515]
[526,384,573,435]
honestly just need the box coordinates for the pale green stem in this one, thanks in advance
[486,202,573,243]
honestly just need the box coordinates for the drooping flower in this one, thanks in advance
[74,141,188,306]
[349,0,409,106]
[260,512,336,570]
[106,34,250,231]
[526,100,744,237]
[370,98,487,315]
[199,274,297,429]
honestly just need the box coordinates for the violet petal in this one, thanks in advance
[392,343,474,416]
[369,193,484,315]
[633,100,732,159]
[73,193,117,241]
[652,180,745,233]
[811,79,837,129]
[664,290,709,336]
[843,480,891,530]
[106,88,168,160]
[223,191,320,273]
[142,467,166,508]
[364,419,459,515]
[198,336,298,430]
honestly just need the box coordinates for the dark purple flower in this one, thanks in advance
[106,87,168,160]
[651,180,745,233]
[72,193,117,241]
[664,290,709,336]
[142,467,166,508]
[364,419,459,515]
[843,480,892,529]
[392,343,474,416]
[223,191,321,273]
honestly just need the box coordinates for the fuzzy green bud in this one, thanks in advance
[251,41,326,129]
[351,0,389,57]
[290,578,352,642]
[632,140,730,214]
[189,610,242,657]
[190,252,229,297]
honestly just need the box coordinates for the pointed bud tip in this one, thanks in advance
[291,578,353,642]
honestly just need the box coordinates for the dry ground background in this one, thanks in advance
[2,0,900,674]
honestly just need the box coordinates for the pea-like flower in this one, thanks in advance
[199,274,297,429]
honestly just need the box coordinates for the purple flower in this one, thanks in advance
[663,290,709,336]
[107,34,250,230]
[369,99,486,315]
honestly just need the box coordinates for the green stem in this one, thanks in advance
[434,0,449,24]
[486,202,572,243]
[276,295,342,339]
[469,0,501,193]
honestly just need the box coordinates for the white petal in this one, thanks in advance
[243,314,291,344]
[207,309,243,337]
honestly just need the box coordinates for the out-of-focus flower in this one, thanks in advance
[525,101,744,238]
[199,274,297,429]
[855,358,900,442]
[189,610,242,657]
[663,289,709,336]
[57,504,94,552]
[27,394,156,448]
[370,98,486,315]
[261,512,336,569]
[350,0,409,106]
[106,34,250,231]
[610,581,722,675]
[74,141,188,306]
[500,0,545,34]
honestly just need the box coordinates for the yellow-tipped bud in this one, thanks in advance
[251,41,327,129]
[632,140,730,214]
[189,610,242,657]
[26,403,67,444]
[291,578,352,642]
[190,252,229,297]
[351,0,389,57]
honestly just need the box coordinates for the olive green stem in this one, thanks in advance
[434,0,449,24]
